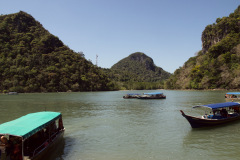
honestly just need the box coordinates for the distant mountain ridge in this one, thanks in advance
[0,11,114,92]
[109,52,171,83]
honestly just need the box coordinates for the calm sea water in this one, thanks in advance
[1,90,240,160]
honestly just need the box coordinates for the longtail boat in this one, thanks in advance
[180,102,240,128]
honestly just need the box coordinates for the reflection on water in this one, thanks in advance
[183,123,240,160]
[45,137,65,160]
[1,90,240,160]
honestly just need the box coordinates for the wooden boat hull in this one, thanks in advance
[180,110,240,128]
[31,129,65,160]
[138,97,166,99]
[123,96,139,99]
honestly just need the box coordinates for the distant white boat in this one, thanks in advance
[123,93,141,99]
[138,92,166,99]
[8,92,18,95]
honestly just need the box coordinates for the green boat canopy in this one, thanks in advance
[0,112,61,140]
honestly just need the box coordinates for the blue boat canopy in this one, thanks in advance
[143,92,163,95]
[126,93,141,95]
[226,92,240,95]
[194,102,240,109]
[0,112,61,140]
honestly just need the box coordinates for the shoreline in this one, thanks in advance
[2,88,240,94]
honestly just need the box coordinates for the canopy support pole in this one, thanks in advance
[22,138,24,159]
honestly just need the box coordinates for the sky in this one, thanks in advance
[0,0,239,73]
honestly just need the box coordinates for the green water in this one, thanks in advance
[1,90,240,160]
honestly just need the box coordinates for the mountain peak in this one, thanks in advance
[129,52,149,61]
[127,52,155,71]
[0,11,112,92]
[111,52,171,82]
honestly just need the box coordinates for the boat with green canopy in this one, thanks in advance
[0,111,65,160]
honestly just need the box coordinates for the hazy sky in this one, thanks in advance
[1,0,239,73]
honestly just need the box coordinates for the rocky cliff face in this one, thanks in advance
[128,52,155,71]
[201,25,224,54]
[201,6,240,54]
[165,5,240,89]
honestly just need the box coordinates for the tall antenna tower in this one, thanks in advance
[96,54,98,66]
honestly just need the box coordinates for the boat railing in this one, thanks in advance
[50,130,60,141]
[32,130,60,156]
[32,139,49,156]
[202,114,223,119]
[202,113,240,120]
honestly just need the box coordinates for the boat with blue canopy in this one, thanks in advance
[138,92,166,99]
[180,102,240,128]
[0,111,65,160]
[225,92,240,100]
[123,93,141,99]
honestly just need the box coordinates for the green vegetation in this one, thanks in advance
[104,52,171,90]
[165,6,240,89]
[0,11,114,92]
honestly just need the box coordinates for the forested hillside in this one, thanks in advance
[105,52,171,90]
[165,6,240,89]
[0,11,114,92]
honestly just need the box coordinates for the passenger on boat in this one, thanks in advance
[9,137,22,160]
[233,107,240,113]
[220,109,228,118]
[58,118,64,130]
[225,94,227,98]
[0,136,9,160]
